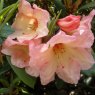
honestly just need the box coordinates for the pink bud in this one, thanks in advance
[57,15,81,34]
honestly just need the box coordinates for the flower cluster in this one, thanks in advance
[1,0,95,85]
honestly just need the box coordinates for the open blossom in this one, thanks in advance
[25,10,95,85]
[9,0,50,42]
[57,15,81,34]
[1,37,41,68]
[1,37,30,68]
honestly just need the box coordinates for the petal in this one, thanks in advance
[28,43,57,85]
[19,0,33,16]
[10,45,29,68]
[70,25,94,48]
[35,26,49,39]
[1,37,20,55]
[33,4,50,38]
[49,31,76,45]
[69,10,95,48]
[67,47,95,70]
[81,9,95,25]
[25,66,39,77]
[41,31,75,52]
[56,59,81,84]
[40,59,56,85]
[33,4,50,24]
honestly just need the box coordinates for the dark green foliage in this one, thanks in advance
[0,0,95,95]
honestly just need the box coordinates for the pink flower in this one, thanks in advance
[25,10,95,85]
[1,37,30,68]
[57,15,81,34]
[1,37,41,68]
[9,0,50,42]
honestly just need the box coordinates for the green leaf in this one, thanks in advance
[0,2,18,24]
[0,0,4,11]
[0,88,10,94]
[54,0,67,17]
[0,62,11,75]
[78,1,95,11]
[0,24,14,38]
[0,3,16,16]
[0,2,18,30]
[6,56,36,88]
[48,10,62,36]
[0,37,3,44]
[55,78,65,89]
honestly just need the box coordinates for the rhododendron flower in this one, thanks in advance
[9,0,50,42]
[25,10,95,85]
[1,37,41,68]
[1,37,30,68]
[57,15,81,34]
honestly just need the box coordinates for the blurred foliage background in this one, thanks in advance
[0,0,95,95]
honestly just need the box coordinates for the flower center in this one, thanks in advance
[28,17,38,31]
[53,44,65,54]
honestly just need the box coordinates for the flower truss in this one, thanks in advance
[1,0,95,85]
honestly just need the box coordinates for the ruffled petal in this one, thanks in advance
[67,47,95,70]
[56,59,81,84]
[19,0,33,16]
[81,9,95,25]
[69,22,94,48]
[41,31,76,52]
[32,4,50,38]
[1,37,30,68]
[33,4,50,24]
[27,43,57,85]
[69,10,95,48]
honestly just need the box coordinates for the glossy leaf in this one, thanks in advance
[54,0,67,17]
[0,88,10,94]
[0,24,14,38]
[0,0,4,11]
[78,1,95,11]
[0,2,18,30]
[0,62,11,75]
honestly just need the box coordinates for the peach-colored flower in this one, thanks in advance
[9,0,50,42]
[25,10,95,85]
[1,37,41,68]
[1,37,30,68]
[57,15,81,34]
